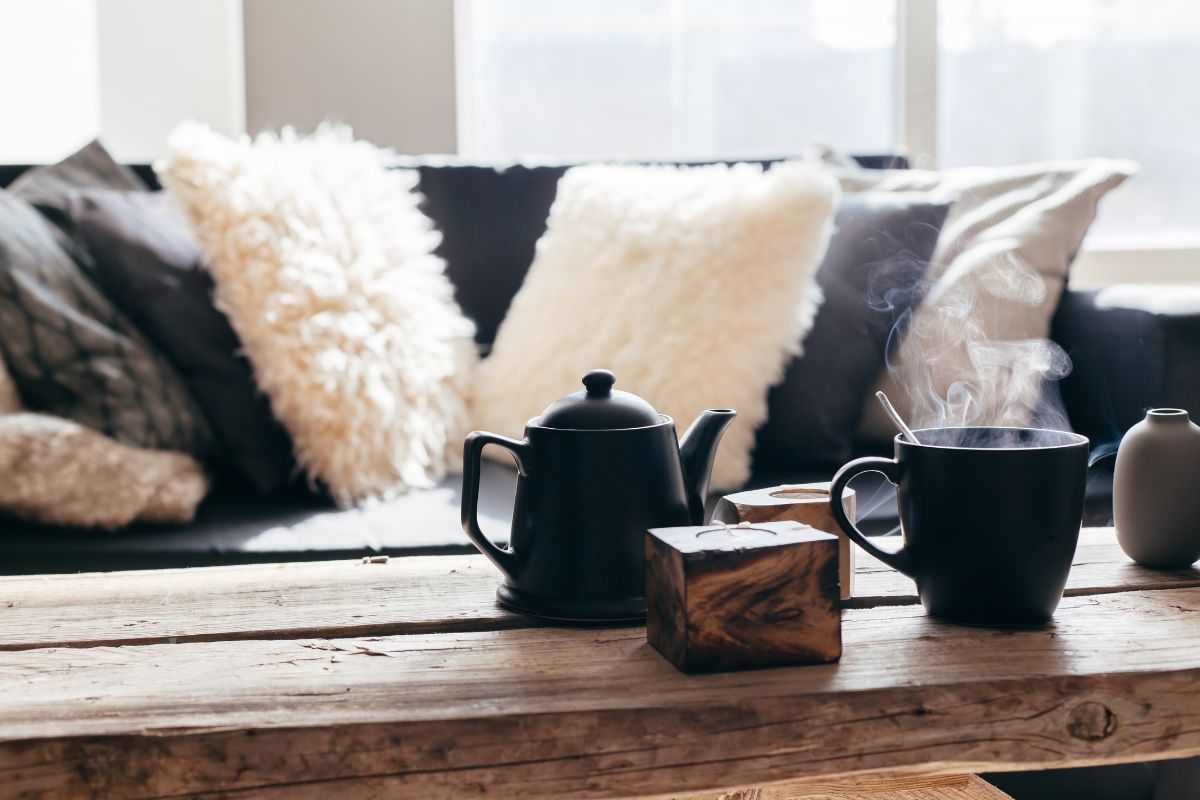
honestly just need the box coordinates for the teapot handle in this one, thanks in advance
[461,431,532,582]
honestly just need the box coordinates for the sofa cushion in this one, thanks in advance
[472,161,838,491]
[7,140,148,276]
[754,192,950,469]
[0,189,213,455]
[415,163,567,346]
[65,189,297,493]
[0,460,522,574]
[835,159,1137,442]
[160,123,478,507]
[410,155,903,347]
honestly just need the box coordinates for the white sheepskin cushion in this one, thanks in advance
[159,123,477,507]
[0,356,207,529]
[473,162,837,491]
[0,354,19,415]
[0,413,209,530]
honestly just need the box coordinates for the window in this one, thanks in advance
[0,0,243,163]
[457,0,896,159]
[939,0,1200,244]
[459,0,1200,260]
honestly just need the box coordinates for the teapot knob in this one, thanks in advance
[582,369,616,397]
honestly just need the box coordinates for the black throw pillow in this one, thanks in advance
[8,140,148,277]
[66,189,297,493]
[754,193,951,469]
[0,189,213,456]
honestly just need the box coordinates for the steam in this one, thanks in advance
[881,251,1073,445]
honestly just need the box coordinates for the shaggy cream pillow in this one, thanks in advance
[159,124,477,507]
[473,162,837,491]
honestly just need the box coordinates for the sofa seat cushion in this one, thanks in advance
[0,461,519,574]
[0,454,1115,574]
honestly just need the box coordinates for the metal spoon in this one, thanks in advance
[876,391,921,444]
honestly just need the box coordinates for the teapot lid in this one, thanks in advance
[537,370,662,430]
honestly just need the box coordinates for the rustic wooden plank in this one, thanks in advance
[1,529,1195,652]
[674,773,1013,800]
[0,555,532,650]
[2,589,1199,798]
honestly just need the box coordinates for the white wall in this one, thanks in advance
[242,0,457,154]
[95,0,245,162]
[0,0,100,162]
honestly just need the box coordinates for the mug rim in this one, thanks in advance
[896,425,1089,452]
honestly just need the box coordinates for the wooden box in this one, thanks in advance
[713,483,856,599]
[646,520,841,672]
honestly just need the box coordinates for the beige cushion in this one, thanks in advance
[159,123,477,507]
[839,160,1136,442]
[0,354,19,414]
[0,351,207,530]
[0,413,208,530]
[473,162,837,491]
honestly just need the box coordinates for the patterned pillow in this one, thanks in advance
[8,140,147,277]
[0,189,212,455]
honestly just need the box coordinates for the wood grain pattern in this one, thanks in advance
[0,529,1187,653]
[713,484,856,599]
[2,588,1200,798]
[0,530,1194,652]
[646,522,840,671]
[677,773,1013,800]
[0,555,531,650]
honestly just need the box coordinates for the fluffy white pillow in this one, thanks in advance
[159,124,477,507]
[836,159,1135,441]
[473,162,837,491]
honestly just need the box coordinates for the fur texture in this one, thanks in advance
[473,162,837,491]
[159,123,477,507]
[0,356,18,414]
[0,413,209,530]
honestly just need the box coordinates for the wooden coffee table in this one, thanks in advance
[2,528,1199,798]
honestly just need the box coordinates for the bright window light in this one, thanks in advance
[457,0,896,160]
[939,0,1200,243]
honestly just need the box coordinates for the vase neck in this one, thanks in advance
[1146,408,1190,425]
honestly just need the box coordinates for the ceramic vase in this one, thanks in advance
[1114,408,1200,568]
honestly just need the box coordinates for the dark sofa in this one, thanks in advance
[4,159,1200,800]
[1,159,1199,575]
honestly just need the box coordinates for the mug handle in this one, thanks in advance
[829,456,915,578]
[461,431,532,582]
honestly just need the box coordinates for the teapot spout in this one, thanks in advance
[679,409,737,524]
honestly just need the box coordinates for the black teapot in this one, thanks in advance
[461,369,736,622]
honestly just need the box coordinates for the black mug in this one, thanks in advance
[829,427,1090,626]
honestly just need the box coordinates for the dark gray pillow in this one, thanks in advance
[0,189,212,456]
[8,140,147,277]
[754,193,951,468]
[66,190,297,493]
